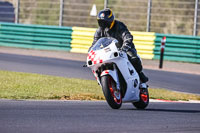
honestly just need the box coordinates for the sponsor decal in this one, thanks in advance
[104,47,111,52]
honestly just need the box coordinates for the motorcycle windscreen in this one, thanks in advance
[90,37,118,51]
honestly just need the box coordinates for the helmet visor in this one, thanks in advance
[98,19,112,29]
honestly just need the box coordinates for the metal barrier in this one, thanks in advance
[71,27,96,53]
[154,33,200,63]
[71,27,155,59]
[0,22,72,51]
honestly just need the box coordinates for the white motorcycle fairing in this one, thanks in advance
[87,37,140,102]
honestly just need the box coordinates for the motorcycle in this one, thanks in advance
[84,37,149,109]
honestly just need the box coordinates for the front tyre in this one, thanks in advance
[101,75,122,109]
[133,87,149,109]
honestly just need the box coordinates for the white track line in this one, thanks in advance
[150,99,200,103]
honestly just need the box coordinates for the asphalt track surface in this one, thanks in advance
[0,53,200,94]
[0,100,200,133]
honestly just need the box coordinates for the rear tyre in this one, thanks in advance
[133,87,149,109]
[101,75,122,109]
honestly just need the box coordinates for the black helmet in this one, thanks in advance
[97,8,115,29]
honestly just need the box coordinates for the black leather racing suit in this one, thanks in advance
[91,20,148,83]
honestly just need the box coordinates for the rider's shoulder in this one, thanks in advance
[115,20,128,30]
[115,20,126,26]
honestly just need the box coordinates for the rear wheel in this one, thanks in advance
[101,75,122,109]
[133,87,149,109]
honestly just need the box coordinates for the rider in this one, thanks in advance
[90,8,148,88]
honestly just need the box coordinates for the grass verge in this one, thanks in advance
[0,70,199,101]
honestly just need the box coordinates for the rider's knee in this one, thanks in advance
[130,56,143,73]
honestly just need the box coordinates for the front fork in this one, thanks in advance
[113,64,120,91]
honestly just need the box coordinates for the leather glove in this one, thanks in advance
[122,44,131,52]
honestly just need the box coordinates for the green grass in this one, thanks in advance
[0,70,200,101]
[149,88,200,101]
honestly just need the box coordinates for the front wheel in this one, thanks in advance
[101,75,122,109]
[133,87,149,109]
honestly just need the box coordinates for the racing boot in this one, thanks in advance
[140,82,148,89]
[139,71,149,83]
[139,72,148,89]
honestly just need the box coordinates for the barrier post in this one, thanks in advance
[104,0,108,9]
[146,0,152,32]
[159,36,166,69]
[59,0,64,26]
[15,0,20,23]
[193,0,199,36]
